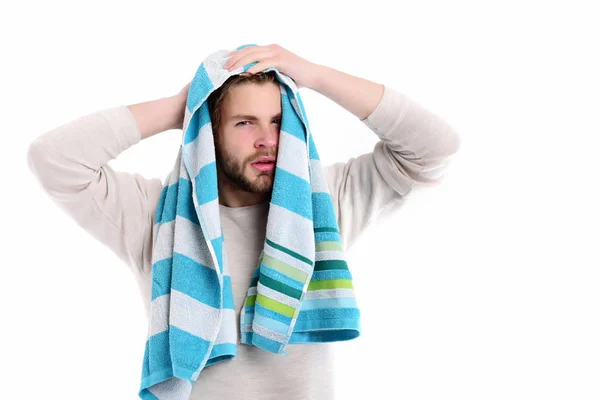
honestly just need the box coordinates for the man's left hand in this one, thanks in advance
[223,44,320,89]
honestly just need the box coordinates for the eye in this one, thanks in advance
[236,121,250,126]
[273,118,282,124]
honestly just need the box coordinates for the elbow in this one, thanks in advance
[434,123,462,160]
[26,137,87,197]
[421,127,462,183]
[26,138,48,184]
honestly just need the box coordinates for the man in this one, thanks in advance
[27,44,461,399]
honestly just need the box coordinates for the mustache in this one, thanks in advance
[247,152,277,163]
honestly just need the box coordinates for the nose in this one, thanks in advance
[255,124,279,150]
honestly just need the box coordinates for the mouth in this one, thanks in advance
[250,157,276,172]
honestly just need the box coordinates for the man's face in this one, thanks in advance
[214,81,281,193]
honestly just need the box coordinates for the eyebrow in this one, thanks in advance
[229,113,282,121]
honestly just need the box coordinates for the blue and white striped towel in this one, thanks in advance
[138,44,361,399]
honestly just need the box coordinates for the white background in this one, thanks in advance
[2,1,599,399]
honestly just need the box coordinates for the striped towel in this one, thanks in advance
[138,44,361,399]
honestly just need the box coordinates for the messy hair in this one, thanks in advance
[207,70,279,137]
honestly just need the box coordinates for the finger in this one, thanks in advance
[225,48,267,70]
[246,59,276,75]
[227,50,271,71]
[224,46,258,67]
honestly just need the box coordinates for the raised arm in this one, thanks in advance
[26,87,188,273]
[312,67,462,250]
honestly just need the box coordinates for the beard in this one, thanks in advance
[215,142,275,194]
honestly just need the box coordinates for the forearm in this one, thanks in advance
[308,64,385,121]
[127,94,185,140]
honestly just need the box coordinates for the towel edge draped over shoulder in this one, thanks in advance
[138,44,361,400]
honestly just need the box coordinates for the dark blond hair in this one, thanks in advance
[207,70,279,137]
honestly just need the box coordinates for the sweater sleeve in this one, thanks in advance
[26,106,164,273]
[324,85,462,251]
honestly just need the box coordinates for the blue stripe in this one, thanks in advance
[315,231,342,242]
[243,311,254,324]
[260,263,304,291]
[185,93,213,145]
[254,302,293,325]
[254,313,290,335]
[271,168,312,219]
[293,316,361,335]
[311,192,338,229]
[297,307,360,322]
[157,182,179,224]
[251,332,285,353]
[154,186,168,223]
[140,338,151,382]
[311,269,353,281]
[176,178,199,224]
[141,330,170,383]
[280,94,305,141]
[241,331,253,344]
[195,162,218,205]
[222,275,234,309]
[171,252,220,308]
[155,178,201,225]
[184,109,200,145]
[139,390,159,400]
[186,63,213,123]
[169,325,211,380]
[207,343,236,366]
[151,258,172,301]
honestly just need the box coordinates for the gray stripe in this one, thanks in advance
[303,288,355,300]
[214,308,236,345]
[147,378,192,400]
[173,216,215,269]
[148,294,170,338]
[170,290,220,342]
[252,322,287,344]
[266,205,314,262]
[310,159,330,194]
[315,250,346,262]
[185,122,216,178]
[152,219,175,264]
[198,198,221,240]
[276,130,310,181]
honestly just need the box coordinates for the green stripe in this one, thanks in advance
[249,276,259,288]
[314,227,338,233]
[245,295,256,306]
[256,293,296,317]
[313,260,349,271]
[259,272,303,300]
[262,253,308,283]
[266,239,312,265]
[316,241,344,252]
[308,279,354,291]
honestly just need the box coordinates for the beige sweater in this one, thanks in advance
[27,85,461,399]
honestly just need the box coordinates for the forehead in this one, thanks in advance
[221,82,282,117]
